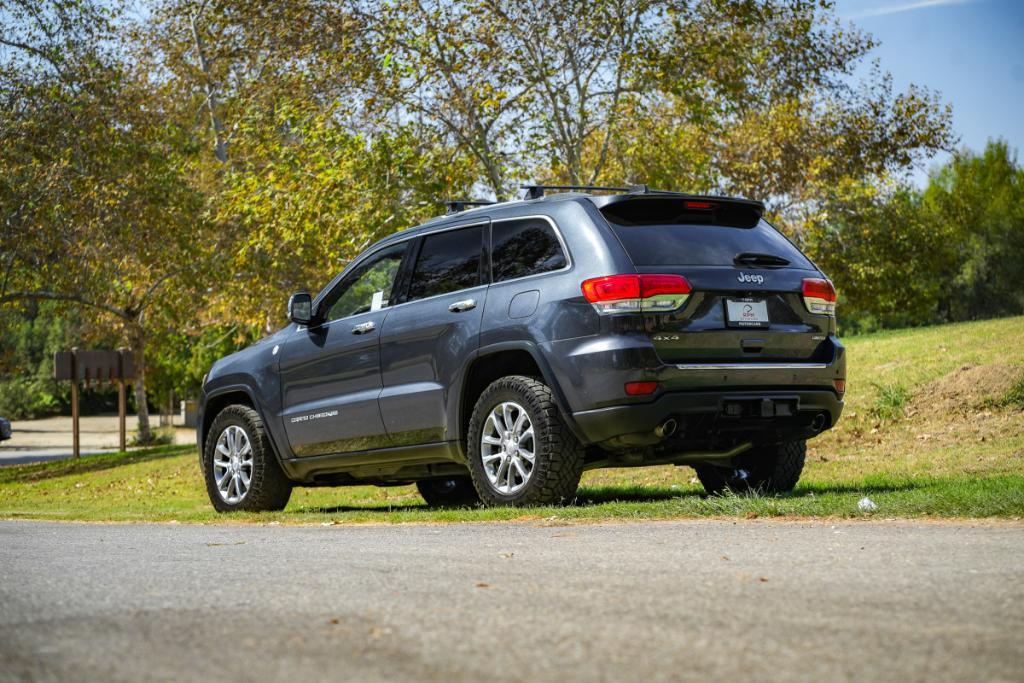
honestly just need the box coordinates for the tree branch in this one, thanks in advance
[0,291,130,320]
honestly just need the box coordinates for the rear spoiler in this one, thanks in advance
[590,192,765,229]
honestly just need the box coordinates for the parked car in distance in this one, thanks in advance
[198,184,845,511]
[0,416,12,441]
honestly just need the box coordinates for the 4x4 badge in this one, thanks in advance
[737,273,765,285]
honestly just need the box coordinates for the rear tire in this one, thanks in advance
[202,404,293,512]
[695,441,806,495]
[467,375,584,507]
[416,476,480,507]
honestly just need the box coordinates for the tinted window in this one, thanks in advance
[325,243,407,321]
[407,226,483,302]
[608,221,813,269]
[491,218,567,282]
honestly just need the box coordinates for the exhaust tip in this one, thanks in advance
[654,418,678,439]
[810,413,827,433]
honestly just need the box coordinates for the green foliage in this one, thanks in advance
[0,304,74,419]
[998,375,1024,410]
[921,141,1024,320]
[806,141,1024,333]
[870,383,909,422]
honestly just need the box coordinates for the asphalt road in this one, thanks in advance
[1,520,1022,683]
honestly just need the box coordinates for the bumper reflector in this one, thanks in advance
[625,381,660,396]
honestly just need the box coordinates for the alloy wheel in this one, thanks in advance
[480,401,535,494]
[213,425,254,504]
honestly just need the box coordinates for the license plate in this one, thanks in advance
[725,298,770,328]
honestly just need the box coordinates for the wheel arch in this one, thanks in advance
[199,385,265,458]
[456,342,586,447]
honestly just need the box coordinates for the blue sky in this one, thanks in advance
[834,0,1024,185]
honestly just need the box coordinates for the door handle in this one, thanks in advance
[449,298,477,313]
[351,321,376,335]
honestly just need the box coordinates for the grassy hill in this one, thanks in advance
[2,316,1022,523]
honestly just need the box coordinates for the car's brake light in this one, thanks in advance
[581,274,692,314]
[801,278,837,316]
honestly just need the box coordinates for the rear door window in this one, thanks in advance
[490,218,567,282]
[406,225,484,302]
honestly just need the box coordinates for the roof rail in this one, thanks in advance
[444,200,496,215]
[521,184,655,200]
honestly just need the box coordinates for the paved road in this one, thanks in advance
[1,520,1022,682]
[0,414,195,465]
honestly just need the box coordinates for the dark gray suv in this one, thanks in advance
[198,185,845,511]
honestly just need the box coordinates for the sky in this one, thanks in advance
[834,0,1024,186]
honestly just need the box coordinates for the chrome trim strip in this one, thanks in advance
[674,362,829,370]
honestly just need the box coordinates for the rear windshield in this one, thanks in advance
[601,200,813,268]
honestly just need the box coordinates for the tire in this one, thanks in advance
[466,375,585,507]
[202,404,293,512]
[416,476,481,508]
[695,440,806,495]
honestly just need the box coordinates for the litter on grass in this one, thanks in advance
[858,497,879,512]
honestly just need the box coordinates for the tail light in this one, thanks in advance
[581,274,692,314]
[802,278,837,316]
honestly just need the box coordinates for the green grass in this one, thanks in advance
[2,316,1023,524]
[870,382,909,421]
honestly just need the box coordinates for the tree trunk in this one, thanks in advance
[130,323,152,443]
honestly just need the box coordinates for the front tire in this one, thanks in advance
[695,441,806,495]
[467,375,584,507]
[202,404,292,512]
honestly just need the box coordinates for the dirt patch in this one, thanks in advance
[912,364,1023,415]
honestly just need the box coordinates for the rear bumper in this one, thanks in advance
[572,389,843,448]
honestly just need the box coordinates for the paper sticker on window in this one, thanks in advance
[370,291,385,312]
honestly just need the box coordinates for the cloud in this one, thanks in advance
[846,0,980,20]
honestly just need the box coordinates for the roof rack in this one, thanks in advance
[518,184,682,200]
[444,200,496,215]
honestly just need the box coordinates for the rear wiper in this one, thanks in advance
[734,252,790,267]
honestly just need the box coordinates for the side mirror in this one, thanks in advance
[288,292,313,325]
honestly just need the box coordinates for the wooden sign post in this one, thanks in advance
[54,348,135,459]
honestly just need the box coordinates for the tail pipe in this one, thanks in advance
[654,418,678,439]
[810,413,827,433]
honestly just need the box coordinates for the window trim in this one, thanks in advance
[487,214,573,286]
[309,213,570,322]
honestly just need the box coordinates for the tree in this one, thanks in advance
[0,0,207,441]
[211,101,477,331]
[921,141,1024,321]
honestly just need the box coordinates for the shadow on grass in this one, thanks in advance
[0,445,191,485]
[797,480,929,495]
[295,480,940,515]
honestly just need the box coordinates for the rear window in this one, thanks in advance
[601,199,812,268]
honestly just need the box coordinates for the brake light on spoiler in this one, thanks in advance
[581,274,692,314]
[802,278,837,316]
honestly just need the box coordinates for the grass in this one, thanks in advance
[2,315,1023,525]
[870,382,909,421]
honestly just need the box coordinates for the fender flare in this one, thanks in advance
[198,383,291,467]
[454,340,588,445]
